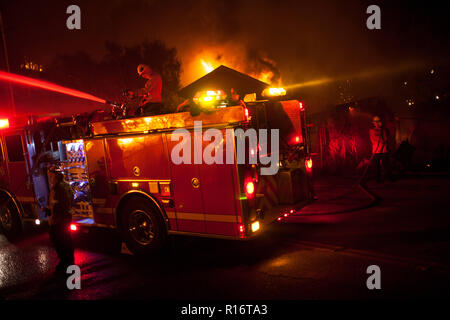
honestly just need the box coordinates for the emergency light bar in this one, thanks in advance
[193,89,227,108]
[262,87,287,97]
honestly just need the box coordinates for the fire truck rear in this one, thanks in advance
[0,90,313,254]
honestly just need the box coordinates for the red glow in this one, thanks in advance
[244,107,249,120]
[305,158,313,173]
[245,181,255,196]
[299,102,304,110]
[238,224,246,238]
[284,213,288,217]
[70,224,78,231]
[0,119,9,129]
[290,209,294,214]
[295,136,300,143]
[0,70,106,104]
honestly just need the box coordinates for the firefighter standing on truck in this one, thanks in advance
[125,64,163,116]
[369,116,393,182]
[46,166,75,274]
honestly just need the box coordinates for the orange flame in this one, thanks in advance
[256,71,273,84]
[187,45,280,86]
[201,60,214,73]
[199,59,275,84]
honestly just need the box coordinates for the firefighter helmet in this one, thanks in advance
[48,164,62,173]
[48,165,64,182]
[372,116,382,128]
[137,64,152,77]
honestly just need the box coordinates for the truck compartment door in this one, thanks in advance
[167,131,206,234]
[3,133,35,205]
[199,128,239,237]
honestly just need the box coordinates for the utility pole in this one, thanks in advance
[0,10,16,115]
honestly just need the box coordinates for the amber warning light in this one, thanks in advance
[193,89,227,107]
[262,87,287,97]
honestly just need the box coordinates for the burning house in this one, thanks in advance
[179,65,270,101]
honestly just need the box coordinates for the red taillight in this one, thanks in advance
[299,102,304,111]
[70,224,77,231]
[238,224,246,238]
[305,158,313,171]
[244,107,249,120]
[245,181,255,196]
[0,118,9,129]
[160,182,171,196]
[295,136,300,143]
[278,210,293,222]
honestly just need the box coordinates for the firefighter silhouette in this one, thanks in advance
[46,166,75,275]
[123,64,163,117]
[369,115,393,182]
[133,64,163,116]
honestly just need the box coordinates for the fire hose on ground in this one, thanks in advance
[291,133,386,216]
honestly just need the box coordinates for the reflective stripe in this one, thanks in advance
[96,207,114,214]
[92,198,106,205]
[204,214,239,223]
[119,206,240,223]
[166,211,176,219]
[16,196,35,202]
[167,211,240,223]
[115,179,171,183]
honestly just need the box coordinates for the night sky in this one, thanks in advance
[0,0,449,114]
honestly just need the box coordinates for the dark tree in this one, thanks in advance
[45,51,99,95]
[44,40,182,113]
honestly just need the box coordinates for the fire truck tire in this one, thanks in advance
[0,197,22,240]
[120,198,167,255]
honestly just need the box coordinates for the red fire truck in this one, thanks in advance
[0,92,313,254]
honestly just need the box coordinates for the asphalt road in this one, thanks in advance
[1,175,449,300]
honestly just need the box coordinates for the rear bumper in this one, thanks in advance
[261,200,310,225]
[240,199,310,239]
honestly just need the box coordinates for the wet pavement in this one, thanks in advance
[1,175,449,300]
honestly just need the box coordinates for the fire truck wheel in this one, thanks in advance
[120,198,167,255]
[0,198,22,240]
